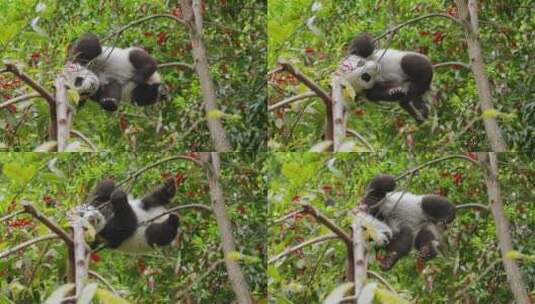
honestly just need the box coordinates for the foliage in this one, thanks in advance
[0,0,267,152]
[0,152,267,303]
[268,0,534,153]
[267,152,535,303]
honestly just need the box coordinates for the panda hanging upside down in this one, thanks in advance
[63,32,166,112]
[79,177,180,253]
[359,174,456,270]
[337,32,434,122]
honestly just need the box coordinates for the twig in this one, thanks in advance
[268,233,338,264]
[0,210,24,223]
[395,154,481,181]
[346,129,374,151]
[158,62,195,71]
[298,202,352,246]
[0,234,58,259]
[70,129,97,151]
[367,270,396,293]
[374,13,464,41]
[267,66,283,77]
[456,203,489,211]
[277,59,334,142]
[138,203,212,226]
[118,155,207,186]
[102,14,185,42]
[21,201,73,247]
[174,259,225,301]
[270,210,304,225]
[0,93,40,109]
[268,91,316,111]
[433,61,471,69]
[88,271,119,295]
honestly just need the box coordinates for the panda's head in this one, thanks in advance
[74,204,106,232]
[337,55,379,92]
[62,62,100,98]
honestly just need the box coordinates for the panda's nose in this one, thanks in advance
[361,73,371,82]
[74,77,84,87]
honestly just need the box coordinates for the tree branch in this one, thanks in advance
[21,201,73,247]
[456,203,489,211]
[88,271,119,295]
[297,202,352,246]
[268,233,338,264]
[0,234,58,259]
[270,210,304,225]
[55,77,69,152]
[433,61,471,69]
[375,13,464,41]
[395,154,481,181]
[346,129,374,152]
[138,203,212,226]
[102,14,185,42]
[70,129,97,151]
[268,91,316,112]
[0,93,40,109]
[0,210,24,223]
[158,62,195,71]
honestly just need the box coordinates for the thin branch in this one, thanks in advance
[0,93,40,109]
[268,233,338,264]
[433,61,471,69]
[0,234,58,259]
[21,201,73,247]
[267,66,283,77]
[102,14,185,42]
[174,259,225,301]
[0,210,24,223]
[118,155,207,186]
[268,91,316,112]
[70,129,97,151]
[297,202,352,246]
[346,129,375,152]
[375,13,464,41]
[158,62,195,71]
[395,154,481,181]
[88,271,118,295]
[456,203,489,211]
[138,203,212,226]
[277,59,334,142]
[270,210,304,226]
[367,270,396,293]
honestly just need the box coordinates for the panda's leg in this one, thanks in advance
[145,214,180,247]
[97,189,137,248]
[89,179,117,204]
[381,226,414,270]
[68,32,102,65]
[415,227,439,259]
[364,83,405,102]
[421,195,456,223]
[132,83,160,106]
[364,174,396,208]
[98,80,122,112]
[398,97,427,122]
[400,54,433,121]
[141,178,176,210]
[128,49,158,84]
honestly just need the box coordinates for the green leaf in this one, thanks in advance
[3,163,36,184]
[95,288,130,304]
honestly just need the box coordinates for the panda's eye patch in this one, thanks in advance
[74,77,84,87]
[357,60,365,67]
[361,73,371,82]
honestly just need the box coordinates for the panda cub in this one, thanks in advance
[82,178,180,254]
[64,32,164,112]
[360,175,456,270]
[345,33,434,122]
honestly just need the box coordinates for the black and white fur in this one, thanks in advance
[64,32,164,111]
[82,178,180,253]
[361,175,456,270]
[346,33,433,122]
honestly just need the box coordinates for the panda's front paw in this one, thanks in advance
[388,87,406,99]
[161,178,176,198]
[376,228,393,246]
[100,98,119,112]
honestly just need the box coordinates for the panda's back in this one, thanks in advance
[383,192,427,233]
[94,47,136,84]
[116,197,169,254]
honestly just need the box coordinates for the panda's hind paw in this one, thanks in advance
[100,98,119,112]
[388,87,406,99]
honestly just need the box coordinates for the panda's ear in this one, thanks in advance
[68,32,102,65]
[349,32,375,58]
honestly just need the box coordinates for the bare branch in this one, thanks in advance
[88,271,119,295]
[352,213,367,296]
[55,77,69,152]
[395,154,481,181]
[158,62,195,71]
[0,210,24,223]
[102,14,185,42]
[277,59,334,142]
[433,61,471,69]
[0,93,40,109]
[72,219,88,298]
[268,233,338,264]
[267,66,283,77]
[270,210,304,226]
[21,201,73,247]
[297,202,352,246]
[367,270,396,293]
[70,129,97,151]
[375,13,464,41]
[268,91,316,112]
[346,129,374,152]
[456,203,489,211]
[331,77,345,151]
[139,203,212,226]
[0,234,58,259]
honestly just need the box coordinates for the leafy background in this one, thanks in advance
[267,152,535,303]
[268,0,534,154]
[0,152,267,303]
[0,0,266,152]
